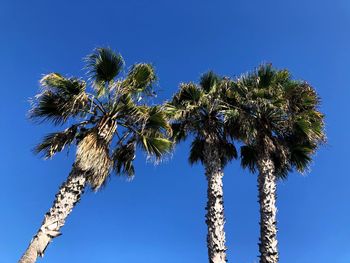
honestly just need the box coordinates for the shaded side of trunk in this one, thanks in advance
[257,156,278,263]
[19,166,86,263]
[203,144,227,263]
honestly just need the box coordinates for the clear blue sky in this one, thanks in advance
[1,0,349,262]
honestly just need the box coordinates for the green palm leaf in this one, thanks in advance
[138,136,172,158]
[228,64,325,178]
[86,47,124,96]
[144,106,172,135]
[30,74,88,125]
[112,140,136,177]
[34,125,78,158]
[172,83,202,107]
[122,63,156,96]
[30,47,173,186]
[200,71,220,93]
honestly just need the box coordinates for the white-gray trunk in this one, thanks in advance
[204,144,227,263]
[257,157,279,263]
[19,166,86,263]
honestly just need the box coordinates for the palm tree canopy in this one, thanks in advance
[224,64,325,178]
[166,71,237,167]
[30,47,172,190]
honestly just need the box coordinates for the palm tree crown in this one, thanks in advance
[30,47,172,190]
[225,64,325,176]
[168,71,237,166]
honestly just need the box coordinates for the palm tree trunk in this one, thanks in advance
[203,144,227,263]
[19,165,86,263]
[257,156,279,263]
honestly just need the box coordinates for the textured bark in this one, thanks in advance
[203,144,227,263]
[19,166,86,263]
[257,156,279,263]
[19,118,116,263]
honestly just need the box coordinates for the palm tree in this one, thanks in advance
[166,72,237,263]
[224,64,325,263]
[19,48,172,263]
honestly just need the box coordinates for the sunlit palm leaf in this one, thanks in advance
[138,136,172,158]
[30,74,88,125]
[86,47,124,96]
[172,83,202,107]
[111,94,140,118]
[230,64,325,178]
[200,71,220,93]
[122,63,156,96]
[40,73,86,96]
[144,106,172,135]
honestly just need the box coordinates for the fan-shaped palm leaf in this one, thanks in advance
[86,47,124,97]
[34,125,78,158]
[30,74,88,125]
[121,63,156,96]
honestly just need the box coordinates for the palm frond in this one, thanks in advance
[171,122,188,143]
[172,83,202,107]
[138,136,172,159]
[30,74,88,125]
[200,71,220,93]
[144,106,172,136]
[189,137,205,165]
[34,125,78,158]
[270,142,290,180]
[240,145,257,173]
[85,47,124,96]
[286,82,326,144]
[112,139,136,177]
[122,63,156,96]
[272,160,290,180]
[40,73,86,96]
[219,141,237,167]
[285,134,317,173]
[111,93,140,118]
[257,63,274,88]
[168,83,204,127]
[30,91,69,124]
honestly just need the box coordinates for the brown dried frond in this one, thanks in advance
[75,131,112,190]
[75,118,117,190]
